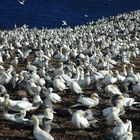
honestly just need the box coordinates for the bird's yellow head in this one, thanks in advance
[127,131,133,137]
[31,114,38,122]
[117,95,124,100]
[91,93,101,99]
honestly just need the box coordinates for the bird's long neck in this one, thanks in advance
[115,117,123,126]
[75,67,80,80]
[126,120,132,131]
[3,106,8,115]
[34,119,39,128]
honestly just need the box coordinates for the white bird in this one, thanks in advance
[3,106,29,124]
[84,15,88,17]
[120,65,127,77]
[105,84,122,98]
[120,131,133,140]
[26,61,37,72]
[43,107,55,122]
[70,80,84,94]
[31,115,54,140]
[4,94,38,112]
[106,110,120,125]
[113,120,132,139]
[115,70,126,82]
[103,106,120,118]
[33,86,43,106]
[37,107,55,124]
[73,93,101,108]
[0,96,5,106]
[103,73,117,85]
[72,110,90,129]
[115,95,140,107]
[62,20,67,26]
[18,0,26,5]
[53,76,67,91]
[47,88,61,103]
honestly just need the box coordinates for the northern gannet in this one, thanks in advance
[105,84,122,98]
[62,20,67,26]
[69,80,84,94]
[47,87,62,103]
[72,110,90,129]
[114,95,140,107]
[18,0,26,5]
[72,93,101,108]
[31,115,54,140]
[113,120,132,139]
[4,94,38,112]
[3,106,29,124]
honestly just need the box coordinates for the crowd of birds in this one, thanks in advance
[0,10,140,140]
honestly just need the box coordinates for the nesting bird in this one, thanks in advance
[72,110,90,129]
[72,93,101,108]
[69,80,84,94]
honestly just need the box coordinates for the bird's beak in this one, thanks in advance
[97,96,102,100]
[53,111,56,114]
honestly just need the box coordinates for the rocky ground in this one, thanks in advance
[0,53,140,140]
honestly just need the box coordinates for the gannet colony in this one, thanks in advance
[0,10,140,140]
